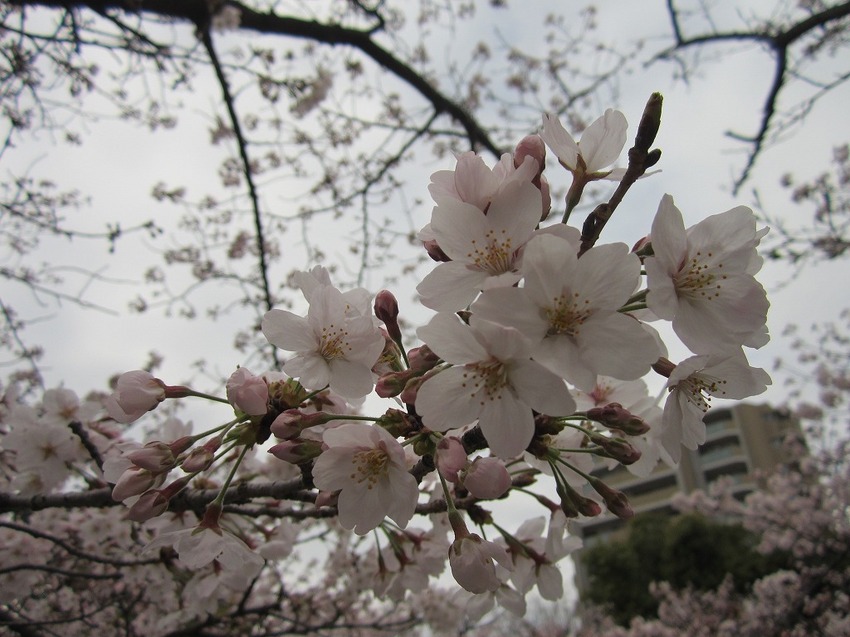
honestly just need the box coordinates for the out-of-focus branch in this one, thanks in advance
[656,0,850,194]
[198,24,279,366]
[9,0,504,156]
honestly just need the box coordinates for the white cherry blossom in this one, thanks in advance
[262,284,385,399]
[541,109,628,179]
[311,422,418,534]
[645,195,770,354]
[416,313,576,458]
[661,351,771,463]
[472,233,660,391]
[416,180,543,311]
[427,151,539,213]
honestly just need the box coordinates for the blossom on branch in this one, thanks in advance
[311,422,418,534]
[541,109,628,180]
[416,181,543,311]
[262,284,384,399]
[472,233,661,391]
[645,195,770,354]
[416,313,576,458]
[658,352,771,463]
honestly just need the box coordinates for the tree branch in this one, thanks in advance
[10,0,504,156]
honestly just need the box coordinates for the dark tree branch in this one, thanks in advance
[198,23,280,367]
[9,0,504,156]
[656,0,850,194]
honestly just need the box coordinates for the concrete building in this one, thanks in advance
[571,403,803,591]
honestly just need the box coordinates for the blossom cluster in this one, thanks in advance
[0,102,772,630]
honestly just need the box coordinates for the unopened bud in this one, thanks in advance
[556,479,602,518]
[181,438,220,473]
[270,409,334,440]
[226,367,269,416]
[588,432,642,465]
[408,345,439,372]
[587,403,651,436]
[126,441,176,473]
[374,290,402,343]
[376,408,416,437]
[634,92,662,153]
[375,369,415,398]
[268,438,323,464]
[514,135,546,177]
[112,467,158,502]
[400,368,437,404]
[436,436,468,482]
[127,489,169,522]
[589,477,634,519]
[462,457,511,499]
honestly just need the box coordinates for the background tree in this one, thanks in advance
[580,511,783,626]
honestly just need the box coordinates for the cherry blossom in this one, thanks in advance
[472,233,661,391]
[541,109,628,179]
[416,180,543,311]
[416,313,576,458]
[143,512,264,584]
[659,352,771,463]
[427,151,539,212]
[262,284,385,399]
[225,367,268,415]
[645,195,770,353]
[105,370,168,423]
[449,532,513,594]
[311,422,418,534]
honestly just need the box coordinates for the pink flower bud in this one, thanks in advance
[589,432,642,465]
[268,438,323,464]
[555,479,602,518]
[181,440,218,473]
[408,345,439,372]
[514,134,545,177]
[462,457,511,499]
[586,403,651,436]
[270,409,334,439]
[112,467,158,502]
[226,367,269,416]
[375,369,414,398]
[106,370,167,423]
[589,477,633,519]
[436,436,468,482]
[127,489,169,522]
[126,441,176,472]
[374,290,402,342]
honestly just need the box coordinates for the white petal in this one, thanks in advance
[509,359,576,416]
[418,312,489,364]
[262,309,316,351]
[579,109,627,173]
[417,262,487,311]
[479,394,534,458]
[416,366,482,431]
[541,113,579,170]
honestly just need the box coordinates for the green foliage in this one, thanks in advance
[580,511,784,626]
